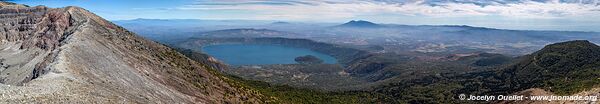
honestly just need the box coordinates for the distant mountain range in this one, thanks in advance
[115,18,600,57]
[195,28,300,38]
[271,21,292,25]
[109,13,600,104]
[4,1,600,103]
[335,20,382,28]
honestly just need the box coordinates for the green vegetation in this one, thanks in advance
[175,40,600,103]
[227,75,392,104]
[295,55,324,64]
[503,40,600,95]
[376,40,600,103]
[174,47,391,103]
[382,82,470,104]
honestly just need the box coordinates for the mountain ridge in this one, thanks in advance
[0,2,263,103]
[500,40,600,94]
[372,40,600,103]
[336,20,382,28]
[196,28,299,38]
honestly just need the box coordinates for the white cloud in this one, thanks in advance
[179,0,600,20]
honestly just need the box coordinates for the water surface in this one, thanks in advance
[202,44,337,65]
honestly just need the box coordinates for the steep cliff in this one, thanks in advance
[0,2,263,103]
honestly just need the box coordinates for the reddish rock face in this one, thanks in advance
[0,2,264,103]
[0,5,71,50]
[31,9,71,50]
[0,5,78,84]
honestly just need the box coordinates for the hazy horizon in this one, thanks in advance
[2,1,600,103]
[13,0,600,32]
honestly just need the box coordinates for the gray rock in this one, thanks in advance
[0,2,263,103]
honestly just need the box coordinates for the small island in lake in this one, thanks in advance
[295,55,324,64]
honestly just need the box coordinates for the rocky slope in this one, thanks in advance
[0,2,262,103]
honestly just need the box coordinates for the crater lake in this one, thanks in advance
[202,44,337,65]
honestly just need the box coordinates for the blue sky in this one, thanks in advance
[12,0,600,32]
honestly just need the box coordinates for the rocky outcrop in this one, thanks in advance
[0,2,263,103]
[0,3,72,85]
